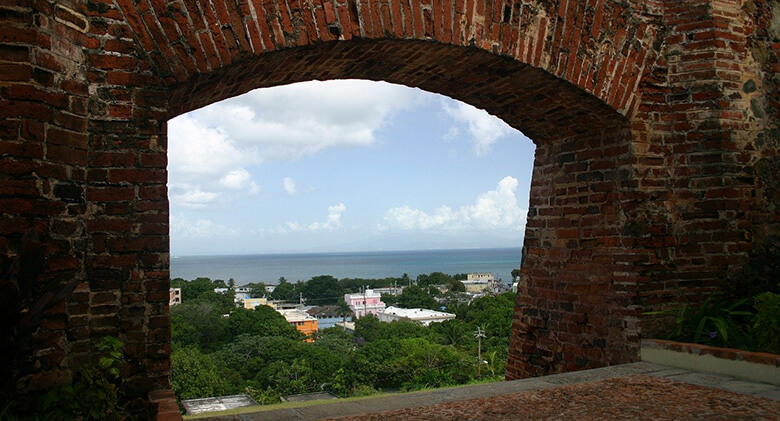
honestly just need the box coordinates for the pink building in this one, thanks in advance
[344,289,386,318]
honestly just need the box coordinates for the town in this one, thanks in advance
[170,272,515,337]
[167,272,518,413]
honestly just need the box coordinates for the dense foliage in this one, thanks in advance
[169,275,516,404]
[649,235,780,354]
[650,291,780,354]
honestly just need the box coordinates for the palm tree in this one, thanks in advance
[439,319,469,347]
[335,298,352,329]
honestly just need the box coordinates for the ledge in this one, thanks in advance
[641,339,780,385]
[149,389,183,421]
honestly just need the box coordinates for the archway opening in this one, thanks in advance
[165,78,535,402]
[162,38,634,404]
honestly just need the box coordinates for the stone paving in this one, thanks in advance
[196,362,780,420]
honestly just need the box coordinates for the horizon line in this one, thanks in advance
[171,245,524,259]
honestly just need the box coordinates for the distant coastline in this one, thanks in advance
[170,247,523,285]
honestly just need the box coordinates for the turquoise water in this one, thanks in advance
[170,248,523,285]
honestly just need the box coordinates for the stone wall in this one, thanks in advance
[0,0,776,406]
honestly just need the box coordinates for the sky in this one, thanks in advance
[168,79,536,256]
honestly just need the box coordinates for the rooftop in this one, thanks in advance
[277,309,317,323]
[181,394,257,416]
[379,306,455,320]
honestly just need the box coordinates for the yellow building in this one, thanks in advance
[243,297,269,310]
[277,309,318,341]
[462,273,495,293]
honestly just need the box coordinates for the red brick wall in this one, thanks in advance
[1,0,776,403]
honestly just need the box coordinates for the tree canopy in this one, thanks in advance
[170,275,517,405]
[397,285,440,310]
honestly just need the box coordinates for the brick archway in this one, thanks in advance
[1,0,777,407]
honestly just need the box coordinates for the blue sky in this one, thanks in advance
[168,80,536,256]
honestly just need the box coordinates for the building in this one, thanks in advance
[233,287,252,303]
[214,286,253,304]
[243,297,269,310]
[373,286,404,296]
[462,273,495,293]
[169,288,181,306]
[277,309,318,340]
[272,301,303,310]
[306,306,352,330]
[344,289,386,318]
[377,306,456,326]
[468,273,494,282]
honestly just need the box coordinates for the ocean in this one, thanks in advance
[170,248,523,286]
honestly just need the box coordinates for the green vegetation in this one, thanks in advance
[648,235,780,354]
[648,291,779,354]
[169,274,516,405]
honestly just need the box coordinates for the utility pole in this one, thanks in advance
[363,285,368,318]
[475,327,486,378]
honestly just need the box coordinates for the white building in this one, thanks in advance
[214,286,253,303]
[377,306,456,326]
[373,286,404,296]
[169,288,181,306]
[233,286,252,302]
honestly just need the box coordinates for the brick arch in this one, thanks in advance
[3,0,778,414]
[169,39,628,140]
[114,0,662,120]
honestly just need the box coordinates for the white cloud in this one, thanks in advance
[287,203,347,232]
[168,80,425,210]
[220,169,254,190]
[380,176,526,232]
[167,115,259,209]
[170,215,237,238]
[169,188,219,209]
[283,177,296,195]
[185,79,424,161]
[442,99,513,156]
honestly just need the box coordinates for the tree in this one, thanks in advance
[245,282,267,298]
[313,327,354,361]
[397,285,439,310]
[350,338,473,391]
[228,306,301,339]
[511,269,521,281]
[302,275,342,305]
[170,301,230,352]
[171,347,234,399]
[213,335,307,382]
[354,314,383,342]
[417,272,454,287]
[180,277,218,301]
[449,280,466,292]
[463,292,516,340]
[196,290,236,314]
[430,319,471,348]
[335,297,353,327]
[270,278,296,301]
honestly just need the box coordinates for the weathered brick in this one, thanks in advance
[3,0,777,411]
